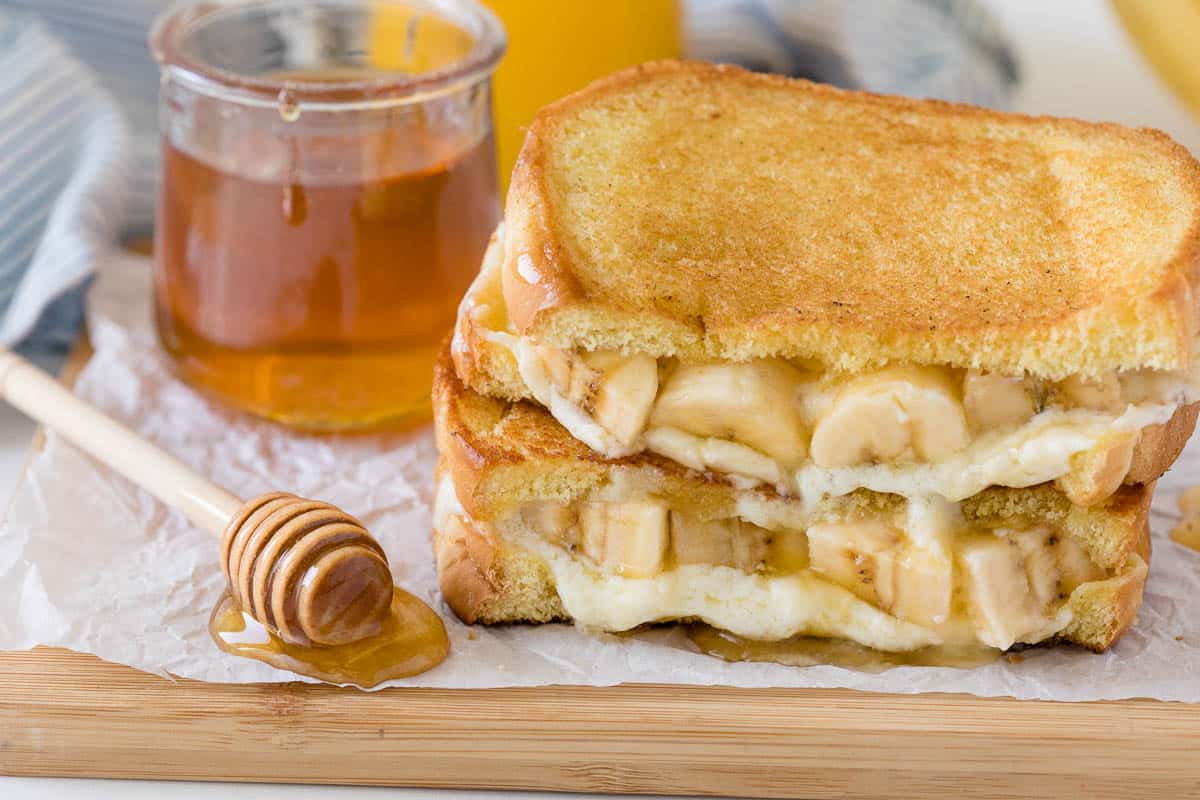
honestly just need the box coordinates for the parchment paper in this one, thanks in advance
[3,253,1200,700]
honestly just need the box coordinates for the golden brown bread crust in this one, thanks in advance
[504,60,1200,378]
[434,512,567,625]
[1128,400,1200,483]
[450,227,528,403]
[1059,549,1149,652]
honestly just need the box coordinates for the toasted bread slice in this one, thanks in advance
[502,60,1200,379]
[433,345,1152,652]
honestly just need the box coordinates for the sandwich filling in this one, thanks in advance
[434,477,1139,652]
[456,233,1199,507]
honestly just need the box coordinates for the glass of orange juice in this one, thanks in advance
[485,1,683,186]
[374,1,683,187]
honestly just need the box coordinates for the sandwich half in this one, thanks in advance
[452,61,1200,509]
[434,348,1150,653]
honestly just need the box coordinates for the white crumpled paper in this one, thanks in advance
[3,254,1200,700]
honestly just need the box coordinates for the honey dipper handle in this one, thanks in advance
[0,348,241,534]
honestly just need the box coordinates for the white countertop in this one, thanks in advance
[5,0,1200,797]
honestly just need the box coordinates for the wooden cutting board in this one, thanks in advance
[4,648,1200,798]
[3,345,1200,798]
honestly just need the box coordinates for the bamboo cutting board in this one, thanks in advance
[4,648,1200,798]
[4,346,1200,797]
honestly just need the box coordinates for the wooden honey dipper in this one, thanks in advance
[0,348,394,647]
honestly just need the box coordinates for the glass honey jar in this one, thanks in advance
[150,0,504,431]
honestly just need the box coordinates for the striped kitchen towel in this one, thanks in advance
[688,0,1019,108]
[0,11,129,360]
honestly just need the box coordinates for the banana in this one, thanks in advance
[587,352,659,448]
[650,359,808,464]
[807,520,955,627]
[889,549,954,628]
[962,372,1039,432]
[809,366,971,467]
[768,528,811,573]
[806,521,901,607]
[536,346,601,408]
[958,534,1050,649]
[537,348,659,449]
[731,521,772,572]
[1006,527,1060,608]
[644,427,786,485]
[1052,533,1104,592]
[670,513,769,572]
[1055,430,1137,506]
[670,513,736,566]
[698,438,786,485]
[521,502,578,547]
[1053,373,1124,414]
[579,500,669,578]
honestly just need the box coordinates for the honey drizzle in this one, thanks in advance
[209,588,449,687]
[687,624,1000,672]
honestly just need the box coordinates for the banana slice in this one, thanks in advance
[1053,533,1104,592]
[650,359,808,464]
[731,521,772,573]
[587,352,660,447]
[698,438,786,485]
[521,502,578,547]
[670,513,769,572]
[579,500,669,578]
[807,519,954,627]
[671,514,736,567]
[536,346,601,408]
[958,534,1050,649]
[806,521,901,607]
[1053,373,1124,414]
[1006,527,1060,609]
[768,528,811,573]
[889,550,954,628]
[1055,430,1137,506]
[809,366,971,467]
[538,348,659,449]
[962,372,1039,433]
[644,427,785,486]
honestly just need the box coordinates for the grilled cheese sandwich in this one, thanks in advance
[434,60,1200,656]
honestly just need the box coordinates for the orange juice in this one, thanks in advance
[370,1,683,188]
[483,1,683,187]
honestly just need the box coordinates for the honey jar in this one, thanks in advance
[150,0,504,431]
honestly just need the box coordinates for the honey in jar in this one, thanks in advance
[151,0,505,431]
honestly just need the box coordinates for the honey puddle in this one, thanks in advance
[209,589,449,688]
[687,624,1000,672]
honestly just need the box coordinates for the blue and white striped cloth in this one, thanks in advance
[0,10,129,362]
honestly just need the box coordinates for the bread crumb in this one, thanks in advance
[1006,653,1024,664]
